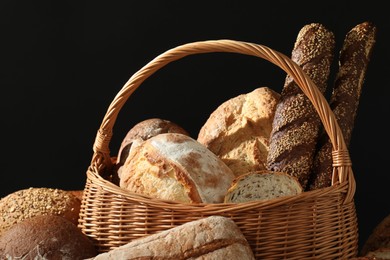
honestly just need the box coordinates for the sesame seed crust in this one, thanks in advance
[0,187,81,236]
[308,21,377,190]
[266,23,336,189]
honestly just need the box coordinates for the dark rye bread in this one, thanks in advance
[266,23,335,189]
[308,21,377,190]
[0,215,97,259]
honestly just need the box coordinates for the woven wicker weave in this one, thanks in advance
[78,40,358,259]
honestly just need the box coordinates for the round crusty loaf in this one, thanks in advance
[117,118,190,167]
[0,214,97,259]
[119,133,235,203]
[224,170,303,203]
[113,118,190,186]
[197,87,280,178]
[0,187,81,237]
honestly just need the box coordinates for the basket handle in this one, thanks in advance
[90,39,355,203]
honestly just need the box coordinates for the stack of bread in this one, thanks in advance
[0,21,378,259]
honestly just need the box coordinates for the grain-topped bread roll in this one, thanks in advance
[119,133,235,203]
[307,21,377,190]
[88,216,255,260]
[224,170,303,203]
[0,187,81,237]
[266,23,336,190]
[0,215,97,259]
[197,87,280,177]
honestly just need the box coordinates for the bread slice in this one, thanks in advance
[224,170,303,203]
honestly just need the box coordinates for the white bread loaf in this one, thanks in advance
[87,216,255,259]
[224,170,303,203]
[119,133,235,203]
[197,87,280,177]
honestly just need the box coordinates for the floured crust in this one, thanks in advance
[119,133,235,203]
[89,216,255,259]
[116,118,190,166]
[197,87,280,177]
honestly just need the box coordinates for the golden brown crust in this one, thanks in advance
[89,216,255,259]
[197,87,280,177]
[0,187,81,237]
[119,133,235,203]
[117,118,190,166]
[308,21,377,190]
[266,23,336,189]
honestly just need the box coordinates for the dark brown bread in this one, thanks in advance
[266,23,335,189]
[308,21,377,190]
[0,214,97,259]
[360,213,390,256]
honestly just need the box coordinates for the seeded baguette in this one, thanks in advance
[266,23,336,189]
[308,21,377,190]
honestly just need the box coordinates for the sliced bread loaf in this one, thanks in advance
[224,170,303,203]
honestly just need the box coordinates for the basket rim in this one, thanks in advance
[86,166,351,212]
[88,39,356,204]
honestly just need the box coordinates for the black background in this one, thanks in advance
[1,0,389,252]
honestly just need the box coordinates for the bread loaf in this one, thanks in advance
[113,118,190,185]
[87,216,255,259]
[360,213,390,256]
[119,133,235,203]
[197,87,280,177]
[0,187,81,237]
[266,23,335,189]
[117,118,190,167]
[307,21,377,190]
[0,214,97,259]
[224,170,303,203]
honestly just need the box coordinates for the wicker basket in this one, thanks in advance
[78,39,358,259]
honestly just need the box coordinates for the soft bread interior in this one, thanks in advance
[224,171,303,203]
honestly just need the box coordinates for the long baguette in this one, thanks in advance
[88,216,255,259]
[307,21,377,190]
[266,23,335,189]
